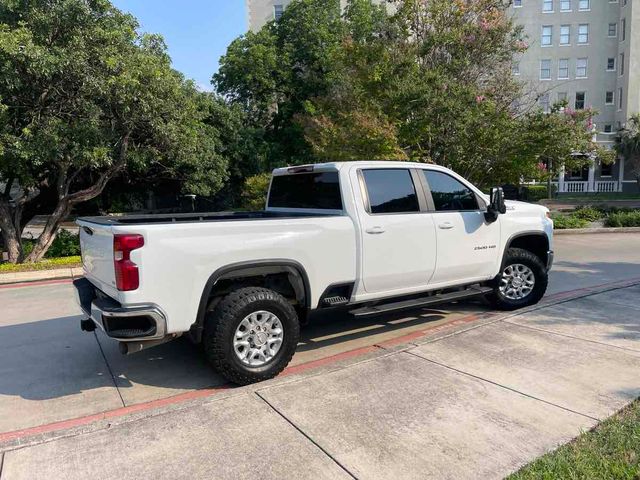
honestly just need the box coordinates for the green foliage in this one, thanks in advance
[240,173,271,210]
[22,229,80,258]
[509,398,640,480]
[215,0,610,188]
[572,206,604,222]
[604,211,640,227]
[0,256,81,272]
[551,214,589,230]
[616,114,640,191]
[523,185,556,202]
[0,0,231,262]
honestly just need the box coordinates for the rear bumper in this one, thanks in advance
[74,278,167,342]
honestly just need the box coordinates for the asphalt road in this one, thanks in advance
[0,232,638,435]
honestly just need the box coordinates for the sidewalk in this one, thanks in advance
[1,282,639,480]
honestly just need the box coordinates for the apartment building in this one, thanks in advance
[513,0,639,193]
[247,0,640,193]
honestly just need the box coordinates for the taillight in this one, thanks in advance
[113,234,144,291]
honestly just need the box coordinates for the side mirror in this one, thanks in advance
[485,187,506,222]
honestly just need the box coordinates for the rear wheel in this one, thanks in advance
[203,287,299,385]
[488,248,548,310]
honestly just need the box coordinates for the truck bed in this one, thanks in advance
[78,210,341,226]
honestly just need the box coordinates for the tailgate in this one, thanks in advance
[77,220,116,293]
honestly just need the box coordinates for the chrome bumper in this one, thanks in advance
[74,278,167,342]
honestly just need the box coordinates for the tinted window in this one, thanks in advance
[268,172,342,210]
[362,169,419,214]
[423,171,479,211]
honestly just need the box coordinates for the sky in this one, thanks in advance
[112,1,247,91]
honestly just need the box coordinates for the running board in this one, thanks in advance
[349,286,493,317]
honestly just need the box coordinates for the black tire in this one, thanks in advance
[203,287,299,385]
[488,247,548,311]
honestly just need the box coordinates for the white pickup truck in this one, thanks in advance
[75,161,553,384]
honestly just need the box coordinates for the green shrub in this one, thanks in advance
[572,206,603,222]
[22,229,80,258]
[240,173,271,211]
[604,210,640,227]
[552,214,589,230]
[523,185,556,202]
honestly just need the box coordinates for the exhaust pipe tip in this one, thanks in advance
[80,319,96,332]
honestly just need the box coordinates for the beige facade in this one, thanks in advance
[247,0,349,32]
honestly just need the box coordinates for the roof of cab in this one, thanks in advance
[271,161,452,175]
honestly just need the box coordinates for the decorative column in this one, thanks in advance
[587,161,596,192]
[558,165,566,193]
[618,156,625,192]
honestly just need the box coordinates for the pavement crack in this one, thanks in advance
[403,350,600,422]
[254,391,358,480]
[93,332,126,408]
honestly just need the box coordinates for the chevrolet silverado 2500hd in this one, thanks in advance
[74,161,553,384]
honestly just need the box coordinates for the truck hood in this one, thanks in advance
[504,199,549,214]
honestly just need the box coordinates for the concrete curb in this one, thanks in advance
[1,276,639,453]
[554,226,640,235]
[0,267,83,285]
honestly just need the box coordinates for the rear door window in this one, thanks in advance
[362,169,420,214]
[422,170,479,211]
[268,172,343,210]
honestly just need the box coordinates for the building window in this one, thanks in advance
[575,91,586,109]
[579,0,590,10]
[607,57,616,71]
[605,91,615,105]
[543,0,553,12]
[603,124,613,133]
[560,0,571,10]
[576,58,588,78]
[578,24,589,44]
[539,94,551,113]
[620,52,625,75]
[621,19,626,41]
[512,62,520,75]
[560,25,571,45]
[557,92,568,103]
[619,88,623,109]
[601,162,613,176]
[514,0,522,6]
[274,4,284,20]
[558,58,569,79]
[540,59,552,79]
[608,23,618,38]
[541,26,553,46]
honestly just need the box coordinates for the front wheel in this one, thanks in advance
[488,248,548,311]
[203,287,300,385]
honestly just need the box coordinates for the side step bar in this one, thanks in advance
[349,285,493,317]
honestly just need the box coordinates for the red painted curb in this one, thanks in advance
[0,278,74,290]
[0,386,230,444]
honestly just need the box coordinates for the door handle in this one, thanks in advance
[438,222,454,230]
[365,226,386,234]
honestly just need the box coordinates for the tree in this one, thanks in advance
[615,114,640,192]
[0,0,228,263]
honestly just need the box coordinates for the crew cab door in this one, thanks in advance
[420,169,500,284]
[353,168,437,295]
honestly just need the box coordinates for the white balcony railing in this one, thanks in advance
[594,180,618,193]
[564,181,589,193]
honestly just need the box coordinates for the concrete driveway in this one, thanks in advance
[0,233,639,479]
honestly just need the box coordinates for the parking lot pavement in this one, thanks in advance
[3,283,640,479]
[0,233,638,445]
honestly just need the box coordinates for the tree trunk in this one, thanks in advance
[23,201,71,263]
[0,201,23,263]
